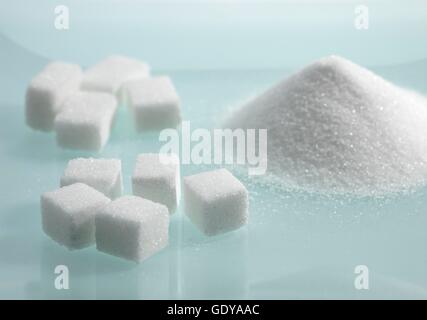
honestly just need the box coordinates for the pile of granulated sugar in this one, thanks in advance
[225,55,427,196]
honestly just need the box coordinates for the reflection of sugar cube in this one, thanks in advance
[132,153,180,213]
[54,92,117,151]
[26,62,82,131]
[184,169,249,236]
[61,158,123,199]
[126,76,181,131]
[41,183,110,250]
[95,196,169,262]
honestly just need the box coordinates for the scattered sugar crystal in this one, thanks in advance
[41,183,110,250]
[126,76,181,131]
[61,158,123,199]
[183,169,248,236]
[54,91,117,151]
[26,62,82,131]
[225,55,427,196]
[95,195,169,262]
[81,55,150,97]
[132,153,180,213]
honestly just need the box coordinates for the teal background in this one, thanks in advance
[0,0,426,299]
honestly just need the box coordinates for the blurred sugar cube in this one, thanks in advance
[26,62,82,131]
[126,76,181,131]
[54,91,117,151]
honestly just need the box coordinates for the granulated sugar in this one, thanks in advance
[225,55,427,196]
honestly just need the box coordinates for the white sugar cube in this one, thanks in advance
[81,55,150,96]
[41,183,110,250]
[184,169,248,236]
[95,196,169,262]
[54,91,117,151]
[132,153,180,213]
[126,76,181,131]
[26,62,83,131]
[61,158,123,199]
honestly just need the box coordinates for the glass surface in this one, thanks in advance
[0,0,426,299]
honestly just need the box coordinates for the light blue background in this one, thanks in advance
[0,0,426,299]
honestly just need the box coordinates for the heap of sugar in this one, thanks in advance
[225,55,427,196]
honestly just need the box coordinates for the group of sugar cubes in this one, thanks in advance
[41,155,248,262]
[26,56,182,150]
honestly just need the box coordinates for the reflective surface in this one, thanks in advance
[0,0,427,299]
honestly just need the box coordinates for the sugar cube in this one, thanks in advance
[61,158,123,199]
[183,169,248,236]
[54,91,117,151]
[26,62,83,131]
[81,55,150,96]
[41,183,110,249]
[132,153,180,213]
[126,76,181,131]
[95,196,169,262]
